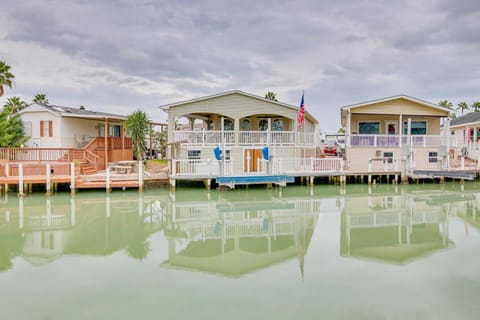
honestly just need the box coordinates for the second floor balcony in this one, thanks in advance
[348,134,456,148]
[172,130,319,147]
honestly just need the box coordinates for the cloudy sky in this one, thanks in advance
[1,0,479,132]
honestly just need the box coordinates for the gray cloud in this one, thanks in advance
[1,0,480,132]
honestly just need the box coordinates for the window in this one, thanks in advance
[428,151,438,163]
[208,120,215,130]
[110,124,121,137]
[23,121,32,137]
[220,149,231,160]
[403,121,427,135]
[259,119,268,131]
[383,151,393,164]
[224,119,234,131]
[358,122,380,134]
[273,119,284,131]
[40,120,53,137]
[242,119,250,131]
[188,150,201,160]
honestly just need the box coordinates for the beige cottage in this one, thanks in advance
[160,90,322,178]
[341,95,451,172]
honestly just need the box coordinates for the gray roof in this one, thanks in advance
[25,103,127,120]
[450,112,480,127]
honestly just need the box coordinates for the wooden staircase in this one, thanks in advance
[70,149,98,175]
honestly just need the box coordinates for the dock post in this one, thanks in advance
[46,163,51,195]
[106,166,111,193]
[70,162,76,195]
[461,157,465,170]
[18,163,24,197]
[138,160,144,192]
[310,176,314,186]
[204,179,211,190]
[169,178,176,191]
[368,175,372,184]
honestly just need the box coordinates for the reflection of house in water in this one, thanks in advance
[340,189,456,264]
[0,193,166,269]
[161,191,320,277]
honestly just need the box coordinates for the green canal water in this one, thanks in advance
[1,183,480,320]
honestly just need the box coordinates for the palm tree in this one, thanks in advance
[439,100,456,118]
[33,93,48,105]
[265,91,278,101]
[3,96,28,120]
[472,101,480,112]
[457,101,469,116]
[439,100,453,110]
[0,61,15,97]
[125,109,150,160]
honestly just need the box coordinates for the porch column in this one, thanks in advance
[399,114,403,147]
[188,117,194,130]
[121,122,125,160]
[346,110,351,148]
[234,118,240,145]
[168,116,175,144]
[267,118,272,146]
[104,118,108,169]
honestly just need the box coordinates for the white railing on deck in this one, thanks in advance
[173,130,315,146]
[272,158,342,174]
[171,159,233,177]
[349,134,454,148]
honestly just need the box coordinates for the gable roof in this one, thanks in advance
[20,103,127,121]
[159,90,318,124]
[341,94,451,113]
[450,112,480,127]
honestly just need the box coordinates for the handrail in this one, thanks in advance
[85,149,99,170]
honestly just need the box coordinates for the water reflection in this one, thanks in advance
[162,190,319,278]
[1,185,480,274]
[340,186,477,264]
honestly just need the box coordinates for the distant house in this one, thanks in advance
[341,95,452,172]
[450,112,480,160]
[19,103,127,148]
[160,90,323,179]
[0,103,134,173]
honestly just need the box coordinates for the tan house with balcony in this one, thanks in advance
[341,95,452,173]
[160,90,326,181]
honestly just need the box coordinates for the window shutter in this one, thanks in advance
[49,120,53,137]
[40,121,44,137]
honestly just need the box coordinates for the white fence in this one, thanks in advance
[272,158,343,174]
[171,159,233,177]
[173,130,315,146]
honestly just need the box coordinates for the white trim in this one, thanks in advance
[341,94,450,113]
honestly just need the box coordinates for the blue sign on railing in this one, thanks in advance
[262,147,269,160]
[213,147,221,160]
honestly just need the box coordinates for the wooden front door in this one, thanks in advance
[244,149,263,172]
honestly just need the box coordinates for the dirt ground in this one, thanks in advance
[144,160,169,174]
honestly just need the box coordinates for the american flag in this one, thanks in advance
[297,92,305,129]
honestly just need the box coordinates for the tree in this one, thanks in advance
[265,91,278,101]
[337,127,345,134]
[439,100,454,110]
[33,93,48,105]
[472,101,480,112]
[0,61,15,97]
[125,110,150,160]
[457,101,469,116]
[3,96,28,120]
[0,108,28,147]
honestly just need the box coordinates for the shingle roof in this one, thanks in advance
[450,112,480,127]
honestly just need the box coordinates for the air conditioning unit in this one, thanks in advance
[376,150,382,157]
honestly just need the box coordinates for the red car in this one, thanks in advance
[323,140,337,156]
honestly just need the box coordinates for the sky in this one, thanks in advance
[1,0,479,133]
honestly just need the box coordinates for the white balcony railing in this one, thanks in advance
[172,130,315,146]
[348,134,455,148]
